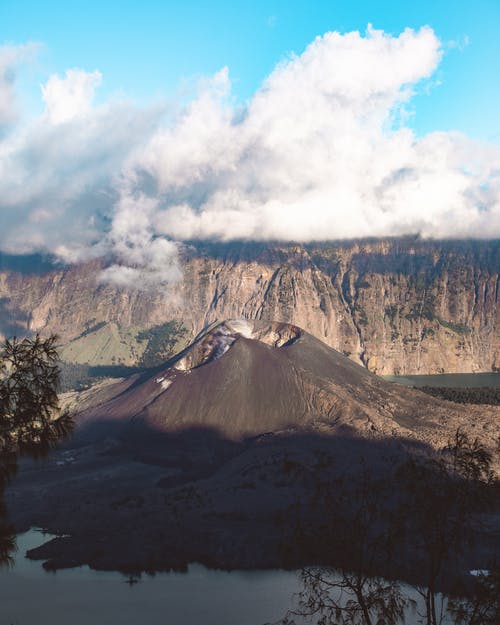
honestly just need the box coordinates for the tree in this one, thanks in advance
[273,461,407,625]
[396,429,496,625]
[273,431,498,625]
[0,334,73,565]
[448,567,500,625]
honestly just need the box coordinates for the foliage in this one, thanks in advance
[395,430,495,625]
[418,386,500,407]
[436,317,471,335]
[444,429,494,484]
[273,429,498,625]
[58,361,143,392]
[0,334,73,567]
[137,321,187,367]
[276,463,408,625]
[405,293,436,322]
[0,334,73,487]
[449,567,500,625]
[0,497,15,568]
[288,567,406,625]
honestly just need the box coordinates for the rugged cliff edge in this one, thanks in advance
[1,239,499,374]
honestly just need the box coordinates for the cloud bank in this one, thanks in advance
[0,26,499,287]
[0,43,38,132]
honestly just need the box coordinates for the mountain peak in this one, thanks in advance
[74,319,500,454]
[173,319,303,372]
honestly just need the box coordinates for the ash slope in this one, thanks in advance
[76,319,500,450]
[7,320,500,574]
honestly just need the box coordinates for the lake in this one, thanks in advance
[0,530,466,625]
[0,530,476,625]
[0,530,301,625]
[383,372,500,388]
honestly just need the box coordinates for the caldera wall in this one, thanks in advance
[0,239,499,375]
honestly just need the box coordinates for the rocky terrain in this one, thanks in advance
[1,238,499,375]
[5,320,500,576]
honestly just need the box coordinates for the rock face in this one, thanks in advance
[1,239,499,374]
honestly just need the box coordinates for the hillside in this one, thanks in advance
[6,320,500,575]
[74,319,500,453]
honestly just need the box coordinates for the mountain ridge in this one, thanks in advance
[1,239,499,375]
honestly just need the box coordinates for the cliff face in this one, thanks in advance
[0,239,499,375]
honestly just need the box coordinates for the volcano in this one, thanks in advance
[8,320,500,574]
[76,319,500,449]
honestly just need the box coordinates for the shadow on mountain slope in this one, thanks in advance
[4,417,499,595]
[3,319,499,607]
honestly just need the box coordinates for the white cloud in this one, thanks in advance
[0,66,165,263]
[0,26,500,289]
[131,25,500,242]
[0,43,39,132]
[97,185,182,288]
[41,69,102,124]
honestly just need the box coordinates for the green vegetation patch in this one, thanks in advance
[60,322,147,366]
[137,321,187,367]
[58,361,143,392]
[436,316,471,335]
[77,320,107,339]
[419,386,500,406]
[59,320,189,387]
[60,320,189,370]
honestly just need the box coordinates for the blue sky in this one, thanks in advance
[1,0,499,141]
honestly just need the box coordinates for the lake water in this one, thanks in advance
[0,530,469,625]
[0,530,301,625]
[383,372,500,388]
